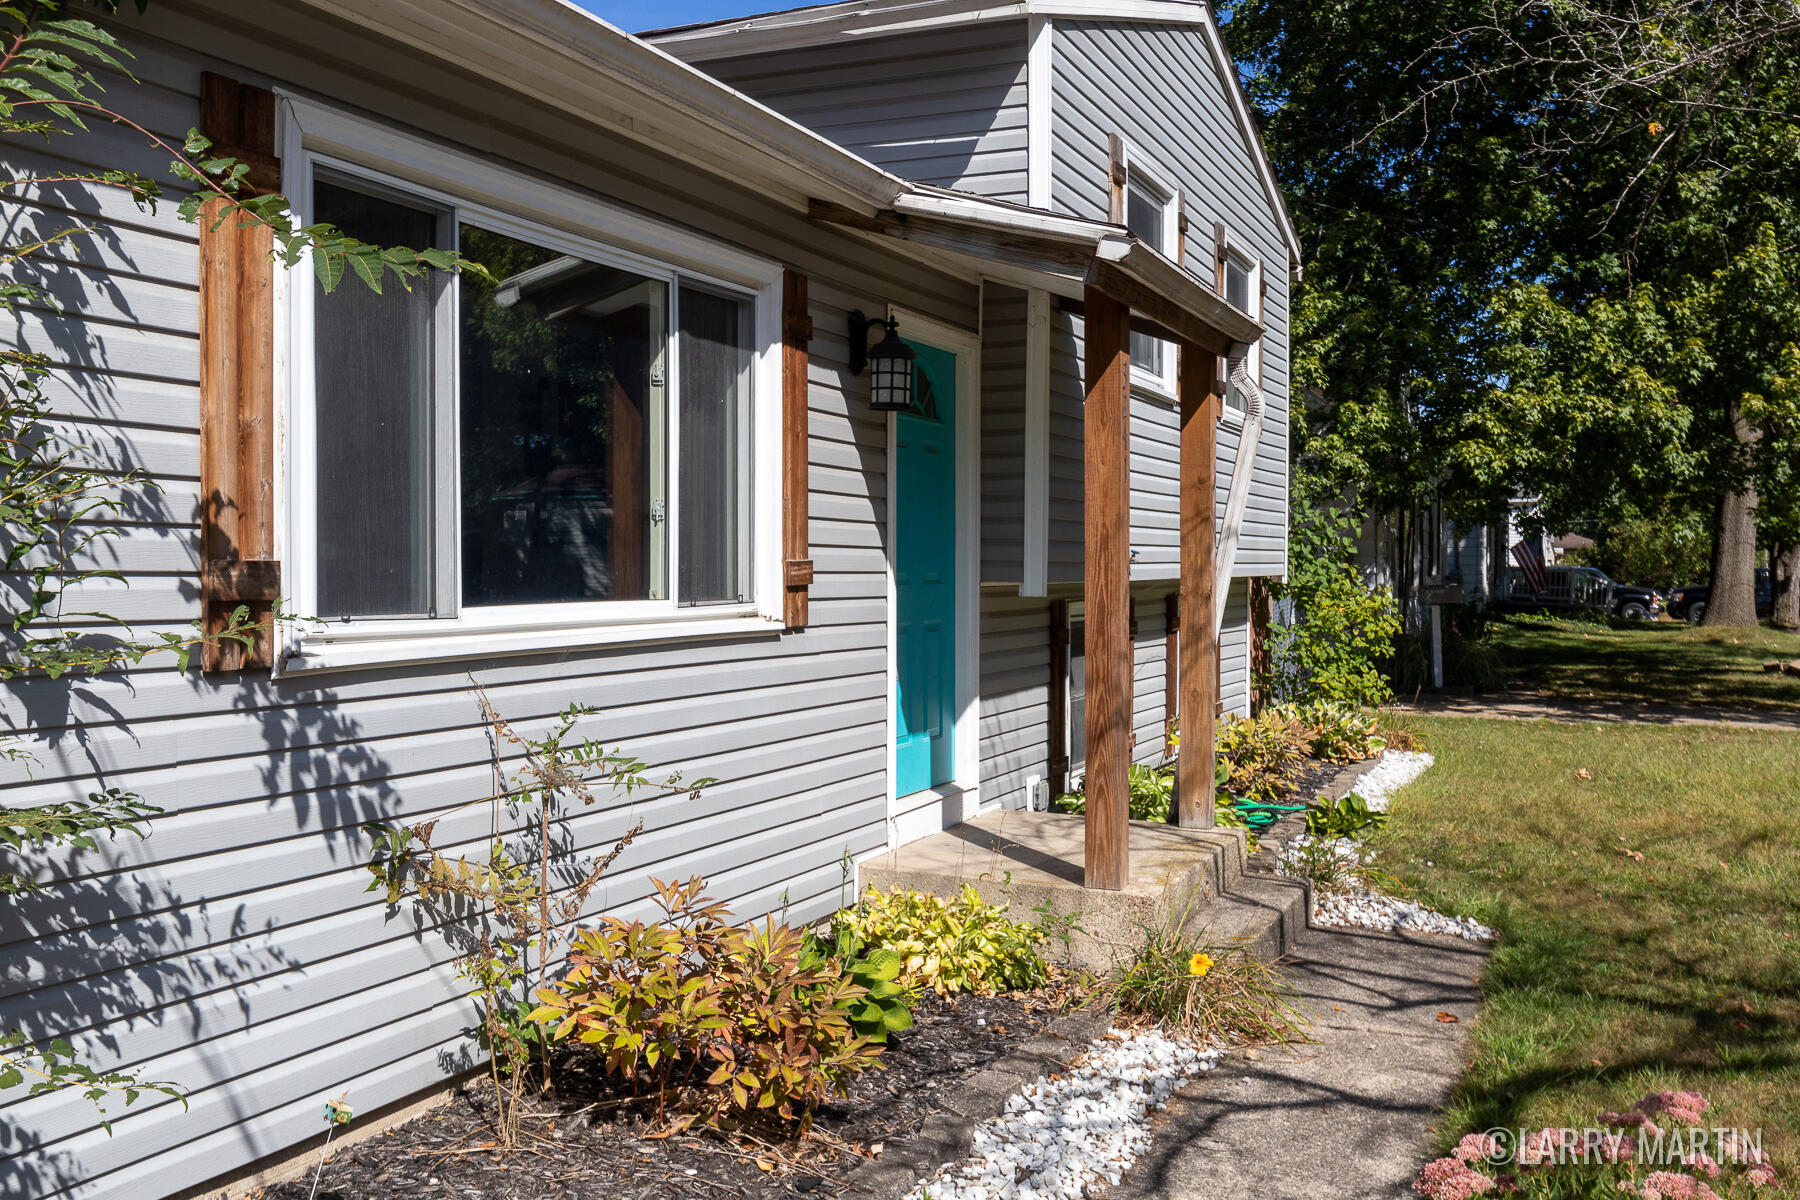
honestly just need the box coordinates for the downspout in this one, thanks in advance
[1214,344,1265,637]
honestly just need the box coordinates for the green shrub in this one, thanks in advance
[1215,711,1309,802]
[835,884,1049,996]
[800,925,917,1043]
[1270,481,1402,706]
[1053,763,1175,822]
[1109,894,1308,1044]
[1266,700,1388,762]
[1303,792,1388,839]
[530,877,882,1130]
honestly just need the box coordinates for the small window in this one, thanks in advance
[1122,163,1179,396]
[1068,618,1087,775]
[1221,245,1263,417]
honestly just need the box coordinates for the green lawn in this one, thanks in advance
[1488,616,1800,713]
[1373,715,1800,1181]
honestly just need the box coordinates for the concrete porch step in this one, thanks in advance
[859,809,1311,973]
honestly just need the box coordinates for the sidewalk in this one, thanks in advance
[1112,925,1490,1200]
[1391,692,1800,731]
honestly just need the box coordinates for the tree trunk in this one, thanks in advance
[1704,401,1763,628]
[1773,539,1800,631]
[1704,487,1761,626]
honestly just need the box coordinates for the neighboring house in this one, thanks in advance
[0,1,1293,1195]
[1358,495,1542,624]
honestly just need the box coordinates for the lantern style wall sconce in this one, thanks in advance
[849,310,916,413]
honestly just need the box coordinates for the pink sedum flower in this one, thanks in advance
[1518,1127,1570,1168]
[1634,1091,1709,1125]
[1600,1110,1664,1138]
[1631,1171,1722,1200]
[1679,1151,1720,1178]
[1745,1164,1779,1188]
[1454,1134,1501,1164]
[1414,1158,1496,1200]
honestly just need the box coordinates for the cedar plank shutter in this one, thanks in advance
[781,270,813,628]
[198,73,281,672]
[1107,134,1127,224]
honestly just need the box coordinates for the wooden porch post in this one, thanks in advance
[1175,340,1220,828]
[1083,287,1131,890]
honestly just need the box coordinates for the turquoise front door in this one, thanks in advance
[894,340,958,796]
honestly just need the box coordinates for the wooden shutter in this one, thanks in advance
[781,270,813,628]
[198,73,280,672]
[1107,134,1128,224]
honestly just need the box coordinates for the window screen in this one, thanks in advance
[677,285,754,605]
[458,225,668,606]
[312,179,441,619]
[1126,170,1170,382]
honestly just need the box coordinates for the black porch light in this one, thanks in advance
[849,310,916,413]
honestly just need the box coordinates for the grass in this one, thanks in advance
[1373,715,1800,1183]
[1487,615,1800,712]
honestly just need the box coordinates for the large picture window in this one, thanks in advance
[288,118,780,668]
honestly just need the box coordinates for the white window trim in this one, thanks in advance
[273,93,785,676]
[1117,148,1182,401]
[1219,228,1264,426]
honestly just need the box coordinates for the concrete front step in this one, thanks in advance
[858,809,1309,972]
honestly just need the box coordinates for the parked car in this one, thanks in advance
[1500,565,1665,619]
[1667,568,1773,623]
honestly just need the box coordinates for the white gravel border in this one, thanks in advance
[907,1030,1224,1200]
[1281,750,1496,942]
[1350,749,1435,812]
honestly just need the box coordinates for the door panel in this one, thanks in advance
[895,340,958,796]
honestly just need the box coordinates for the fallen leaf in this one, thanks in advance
[1576,768,1593,780]
[1734,1020,1751,1031]
[1332,1004,1346,1012]
[1618,847,1645,862]
[1436,1012,1460,1023]
[756,1159,775,1172]
[1592,1058,1605,1069]
[1741,1002,1754,1014]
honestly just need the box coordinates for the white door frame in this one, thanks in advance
[884,303,982,850]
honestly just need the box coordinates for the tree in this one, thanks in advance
[0,0,476,1122]
[1220,0,1800,627]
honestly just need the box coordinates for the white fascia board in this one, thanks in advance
[651,0,1211,60]
[293,0,907,217]
[893,188,1121,245]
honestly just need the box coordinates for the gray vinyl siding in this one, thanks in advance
[691,22,1030,202]
[1131,588,1174,764]
[981,284,1028,584]
[978,591,1051,810]
[1047,304,1085,585]
[1049,19,1290,578]
[1219,580,1253,718]
[0,4,977,1196]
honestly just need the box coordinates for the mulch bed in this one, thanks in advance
[260,987,1075,1200]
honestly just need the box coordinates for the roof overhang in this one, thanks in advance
[819,189,1261,355]
[293,0,909,217]
[290,0,1256,351]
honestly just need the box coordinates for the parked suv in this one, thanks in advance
[1667,568,1773,623]
[1500,565,1664,619]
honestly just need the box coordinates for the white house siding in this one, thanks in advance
[1049,19,1291,580]
[0,3,981,1196]
[693,22,1031,202]
[981,284,1029,584]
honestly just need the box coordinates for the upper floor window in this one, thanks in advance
[1122,162,1179,397]
[1220,241,1263,418]
[283,100,783,670]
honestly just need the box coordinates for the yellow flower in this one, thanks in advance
[1188,952,1214,978]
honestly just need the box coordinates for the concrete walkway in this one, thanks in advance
[1391,692,1800,731]
[1112,925,1490,1200]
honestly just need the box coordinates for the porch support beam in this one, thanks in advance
[1174,340,1221,829]
[1082,286,1132,891]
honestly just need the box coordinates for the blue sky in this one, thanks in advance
[573,1,780,33]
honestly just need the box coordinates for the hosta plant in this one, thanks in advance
[801,925,917,1043]
[835,885,1049,996]
[529,877,883,1130]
